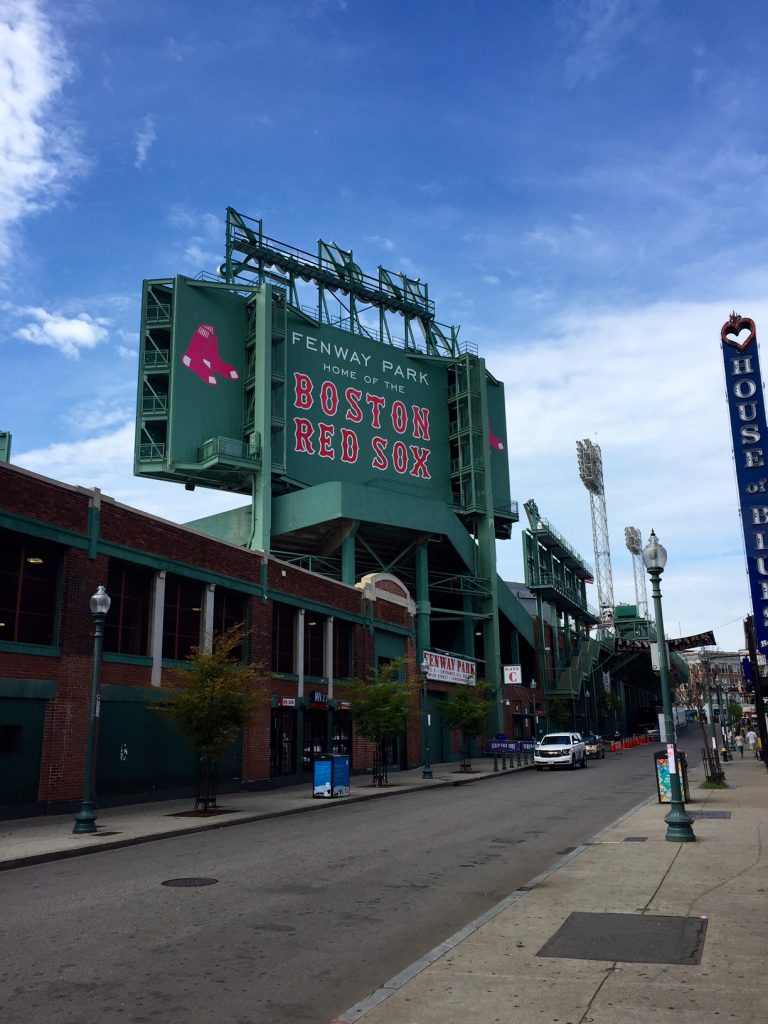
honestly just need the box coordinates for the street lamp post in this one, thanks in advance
[73,585,111,835]
[585,689,591,734]
[642,532,695,843]
[420,654,433,779]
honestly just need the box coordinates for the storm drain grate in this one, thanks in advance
[161,877,219,888]
[537,912,708,964]
[687,810,731,820]
[624,836,648,842]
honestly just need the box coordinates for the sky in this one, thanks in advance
[1,0,766,654]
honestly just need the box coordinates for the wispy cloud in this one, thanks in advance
[134,114,157,168]
[558,0,657,86]
[13,306,110,358]
[0,0,86,263]
[167,207,222,272]
[488,294,756,650]
[16,423,247,523]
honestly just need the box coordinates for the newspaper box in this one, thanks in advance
[313,754,350,798]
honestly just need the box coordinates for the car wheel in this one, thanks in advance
[581,752,588,768]
[570,755,576,770]
[536,766,543,772]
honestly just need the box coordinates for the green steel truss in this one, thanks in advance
[134,210,534,706]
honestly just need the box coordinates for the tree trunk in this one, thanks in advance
[195,756,219,812]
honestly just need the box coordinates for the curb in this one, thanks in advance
[1,763,534,873]
[331,789,660,1023]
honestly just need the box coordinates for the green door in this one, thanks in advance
[0,698,46,805]
[96,697,242,798]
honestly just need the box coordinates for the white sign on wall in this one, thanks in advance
[503,664,522,686]
[423,650,476,685]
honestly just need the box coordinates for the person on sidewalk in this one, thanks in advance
[736,734,745,758]
[747,728,758,756]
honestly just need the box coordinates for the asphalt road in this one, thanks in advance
[0,744,681,1024]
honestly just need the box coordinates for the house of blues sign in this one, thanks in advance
[722,313,768,649]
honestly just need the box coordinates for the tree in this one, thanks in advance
[441,682,491,767]
[604,691,622,735]
[548,698,569,730]
[347,659,414,785]
[153,625,267,811]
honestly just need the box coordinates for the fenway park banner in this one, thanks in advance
[423,650,476,685]
[721,312,768,650]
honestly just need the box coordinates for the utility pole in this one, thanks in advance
[744,615,768,773]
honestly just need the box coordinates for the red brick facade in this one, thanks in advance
[0,462,430,810]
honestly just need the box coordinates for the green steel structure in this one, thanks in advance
[521,500,604,720]
[135,209,532,713]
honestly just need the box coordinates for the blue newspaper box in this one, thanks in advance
[313,754,350,798]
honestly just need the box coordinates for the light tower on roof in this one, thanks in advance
[576,439,615,630]
[624,526,650,621]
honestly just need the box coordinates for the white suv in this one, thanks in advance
[534,732,587,771]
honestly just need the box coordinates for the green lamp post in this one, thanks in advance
[641,532,695,843]
[420,654,433,779]
[73,585,111,835]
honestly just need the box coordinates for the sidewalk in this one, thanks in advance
[333,754,768,1024]
[0,755,527,871]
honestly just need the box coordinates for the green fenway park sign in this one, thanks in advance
[285,315,452,495]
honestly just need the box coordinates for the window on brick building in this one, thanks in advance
[162,575,202,661]
[272,603,294,673]
[213,587,246,637]
[304,614,326,678]
[213,587,247,659]
[333,619,353,679]
[105,561,152,656]
[0,530,60,646]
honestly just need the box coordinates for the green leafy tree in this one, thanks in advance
[347,659,414,782]
[153,625,267,809]
[548,697,569,730]
[604,691,623,734]
[442,682,491,756]
[728,699,743,728]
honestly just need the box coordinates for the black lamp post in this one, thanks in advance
[641,532,695,843]
[420,654,433,779]
[73,585,111,835]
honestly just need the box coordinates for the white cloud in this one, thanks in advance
[14,306,109,358]
[559,0,656,86]
[15,423,247,524]
[364,234,395,251]
[134,114,157,168]
[0,0,86,263]
[489,295,759,653]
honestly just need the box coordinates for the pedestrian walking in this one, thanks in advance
[747,728,758,756]
[736,734,744,758]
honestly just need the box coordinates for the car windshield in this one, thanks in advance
[540,734,572,746]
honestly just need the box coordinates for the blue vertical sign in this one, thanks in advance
[722,313,768,650]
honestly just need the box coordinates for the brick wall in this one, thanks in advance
[1,463,419,807]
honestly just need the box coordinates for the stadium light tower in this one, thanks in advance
[625,526,650,621]
[576,439,615,630]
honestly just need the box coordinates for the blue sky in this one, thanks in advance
[2,0,767,653]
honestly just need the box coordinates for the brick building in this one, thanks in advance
[0,461,447,813]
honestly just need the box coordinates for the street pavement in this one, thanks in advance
[0,755,531,871]
[2,749,767,1024]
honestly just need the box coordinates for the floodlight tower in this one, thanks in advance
[576,439,615,629]
[624,526,650,621]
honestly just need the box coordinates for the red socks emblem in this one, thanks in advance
[181,324,240,386]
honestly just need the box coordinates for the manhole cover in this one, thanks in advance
[624,836,648,842]
[537,912,707,964]
[161,877,219,887]
[688,810,731,819]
